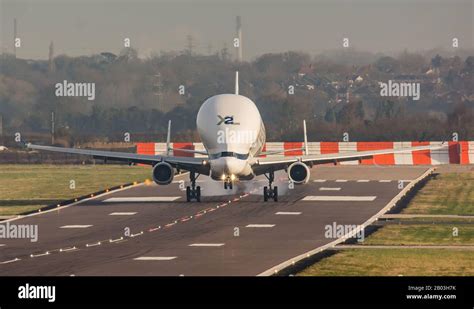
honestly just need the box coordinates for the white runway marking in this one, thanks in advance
[379,180,392,183]
[302,196,377,202]
[335,179,348,183]
[60,225,92,229]
[109,212,137,216]
[275,212,301,215]
[134,256,177,261]
[313,179,327,183]
[0,244,5,247]
[357,180,370,182]
[246,224,275,228]
[103,197,180,202]
[319,187,341,191]
[0,258,20,264]
[189,243,225,247]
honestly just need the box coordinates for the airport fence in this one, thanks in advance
[136,141,474,165]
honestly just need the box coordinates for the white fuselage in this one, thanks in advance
[196,94,265,180]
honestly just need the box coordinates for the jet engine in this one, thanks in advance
[152,162,174,185]
[288,162,310,184]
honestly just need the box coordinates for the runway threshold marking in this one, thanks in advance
[319,187,341,191]
[246,224,275,228]
[189,243,225,247]
[103,197,180,202]
[302,196,377,202]
[275,212,301,215]
[60,225,93,229]
[134,256,177,261]
[109,212,137,216]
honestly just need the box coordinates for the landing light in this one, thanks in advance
[231,174,236,181]
[221,174,226,180]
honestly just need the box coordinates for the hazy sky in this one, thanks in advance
[1,0,473,60]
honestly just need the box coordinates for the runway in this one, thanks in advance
[0,165,430,276]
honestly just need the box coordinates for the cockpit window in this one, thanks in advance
[209,152,249,160]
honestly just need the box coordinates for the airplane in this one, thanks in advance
[27,72,447,202]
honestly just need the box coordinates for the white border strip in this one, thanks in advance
[257,167,435,276]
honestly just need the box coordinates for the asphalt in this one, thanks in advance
[0,165,429,276]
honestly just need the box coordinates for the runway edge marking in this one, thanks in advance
[257,167,436,276]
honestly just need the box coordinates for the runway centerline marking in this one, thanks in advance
[319,187,341,191]
[103,197,180,202]
[275,212,301,215]
[60,225,92,229]
[357,180,370,182]
[246,224,275,228]
[134,256,177,261]
[379,180,392,183]
[109,212,137,216]
[335,179,348,183]
[302,196,377,202]
[313,179,326,182]
[189,243,225,247]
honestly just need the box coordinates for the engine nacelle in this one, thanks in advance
[288,162,310,184]
[152,162,174,185]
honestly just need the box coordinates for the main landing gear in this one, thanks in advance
[263,171,278,202]
[186,171,201,202]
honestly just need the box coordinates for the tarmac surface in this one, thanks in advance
[0,165,430,276]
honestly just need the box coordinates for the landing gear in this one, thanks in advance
[263,171,278,202]
[223,179,233,190]
[186,171,201,202]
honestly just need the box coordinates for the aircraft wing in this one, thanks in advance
[27,143,210,174]
[251,142,447,175]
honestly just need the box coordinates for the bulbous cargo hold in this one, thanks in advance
[288,162,310,184]
[152,162,174,185]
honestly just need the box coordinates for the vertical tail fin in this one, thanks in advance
[303,120,308,156]
[166,120,171,156]
[235,71,239,95]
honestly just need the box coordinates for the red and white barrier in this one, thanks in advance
[137,141,474,165]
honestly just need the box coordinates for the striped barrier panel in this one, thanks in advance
[136,141,474,165]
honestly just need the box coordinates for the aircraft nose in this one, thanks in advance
[225,157,246,175]
[212,157,246,176]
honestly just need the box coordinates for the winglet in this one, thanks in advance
[303,120,309,156]
[166,120,171,156]
[235,71,239,95]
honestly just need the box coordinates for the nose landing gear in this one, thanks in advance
[263,171,278,202]
[223,179,233,190]
[186,171,201,202]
